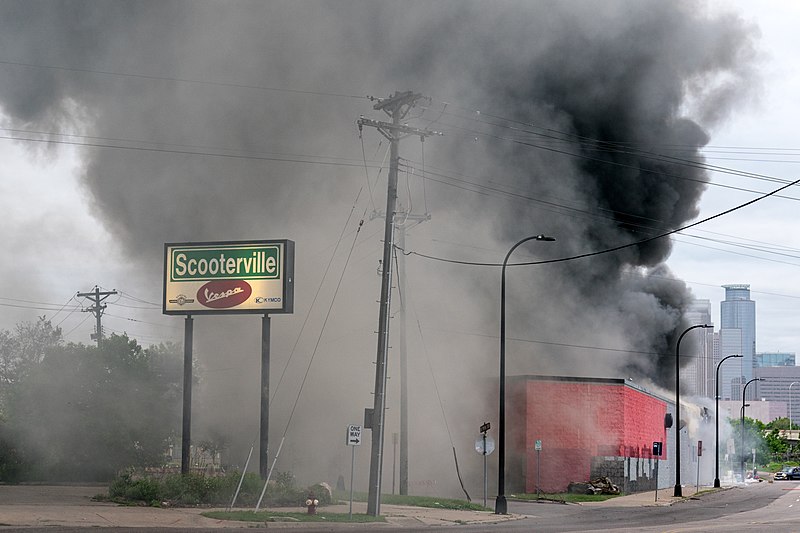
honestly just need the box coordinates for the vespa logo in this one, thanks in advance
[197,280,252,309]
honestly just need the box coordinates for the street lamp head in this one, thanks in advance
[534,234,556,241]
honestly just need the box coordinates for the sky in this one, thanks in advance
[0,0,800,353]
[0,1,793,354]
[668,1,800,356]
[0,0,799,493]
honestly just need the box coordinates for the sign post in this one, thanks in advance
[653,441,663,501]
[697,440,703,492]
[476,422,493,508]
[534,440,542,499]
[347,425,362,519]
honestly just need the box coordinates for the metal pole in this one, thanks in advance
[696,447,700,492]
[790,382,799,431]
[536,449,541,500]
[740,378,760,482]
[255,437,285,511]
[260,315,271,479]
[714,354,741,488]
[496,234,554,515]
[181,315,194,475]
[740,404,746,482]
[654,460,658,502]
[483,432,488,509]
[228,445,254,511]
[349,444,355,520]
[674,324,711,497]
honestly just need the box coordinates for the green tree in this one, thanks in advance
[729,416,770,466]
[0,317,63,481]
[765,428,789,457]
[7,333,183,481]
[0,317,62,417]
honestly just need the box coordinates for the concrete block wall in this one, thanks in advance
[509,377,669,494]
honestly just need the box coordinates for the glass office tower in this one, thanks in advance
[720,284,756,400]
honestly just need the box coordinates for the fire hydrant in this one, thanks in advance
[305,493,319,515]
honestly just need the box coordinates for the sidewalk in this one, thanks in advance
[0,485,525,529]
[0,482,751,529]
[579,484,705,507]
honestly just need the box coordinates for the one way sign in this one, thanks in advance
[347,424,362,446]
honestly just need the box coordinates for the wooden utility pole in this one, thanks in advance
[372,207,430,496]
[77,286,117,348]
[358,91,440,516]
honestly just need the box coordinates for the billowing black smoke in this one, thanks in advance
[0,0,757,490]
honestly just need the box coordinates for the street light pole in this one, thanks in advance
[714,354,741,488]
[740,403,750,479]
[741,378,762,481]
[789,382,799,431]
[674,324,712,498]
[495,234,555,515]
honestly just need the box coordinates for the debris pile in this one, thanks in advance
[567,477,620,495]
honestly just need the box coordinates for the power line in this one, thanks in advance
[399,178,800,267]
[0,58,368,101]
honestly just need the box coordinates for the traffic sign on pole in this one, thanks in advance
[347,425,363,446]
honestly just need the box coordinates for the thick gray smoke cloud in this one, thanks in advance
[0,1,756,495]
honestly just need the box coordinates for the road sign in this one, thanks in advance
[475,436,495,455]
[698,440,703,456]
[347,425,362,446]
[535,439,542,451]
[480,422,491,434]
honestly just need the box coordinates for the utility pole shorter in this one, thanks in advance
[77,286,118,348]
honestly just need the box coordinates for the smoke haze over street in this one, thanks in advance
[1,0,795,496]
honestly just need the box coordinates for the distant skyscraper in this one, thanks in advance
[755,352,796,367]
[719,284,756,400]
[683,299,715,397]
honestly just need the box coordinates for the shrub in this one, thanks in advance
[106,469,328,508]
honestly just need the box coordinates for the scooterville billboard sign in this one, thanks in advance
[163,240,294,315]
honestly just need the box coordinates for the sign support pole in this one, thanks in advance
[655,460,659,502]
[483,432,488,508]
[346,424,362,519]
[181,315,194,475]
[697,451,700,492]
[260,315,271,479]
[349,444,356,520]
[537,449,541,500]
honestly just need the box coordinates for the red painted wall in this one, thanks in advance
[508,378,667,493]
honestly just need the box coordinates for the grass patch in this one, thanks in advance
[335,490,489,511]
[510,492,623,503]
[202,510,385,523]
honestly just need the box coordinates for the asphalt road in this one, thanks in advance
[499,481,800,533]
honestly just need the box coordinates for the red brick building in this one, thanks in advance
[507,376,670,493]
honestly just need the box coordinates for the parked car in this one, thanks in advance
[775,466,800,480]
